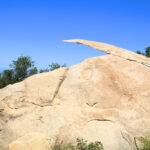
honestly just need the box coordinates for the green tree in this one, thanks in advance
[2,70,14,84]
[0,57,67,89]
[136,50,145,55]
[10,56,35,81]
[49,63,66,71]
[29,67,38,76]
[145,47,150,57]
[0,77,4,89]
[40,69,49,73]
[136,47,150,57]
[0,69,14,88]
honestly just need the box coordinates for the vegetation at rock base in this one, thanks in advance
[52,138,104,150]
[0,55,66,89]
[139,137,150,150]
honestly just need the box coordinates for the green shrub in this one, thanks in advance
[52,138,104,150]
[139,137,150,150]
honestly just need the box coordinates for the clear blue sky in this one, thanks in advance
[0,0,150,71]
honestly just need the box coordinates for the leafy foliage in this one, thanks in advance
[136,50,145,55]
[49,63,66,71]
[0,70,15,88]
[136,47,150,57]
[0,56,66,89]
[10,56,35,81]
[40,69,49,73]
[29,67,38,76]
[52,138,104,150]
[145,47,150,57]
[139,137,150,150]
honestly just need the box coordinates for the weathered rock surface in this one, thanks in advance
[8,132,51,150]
[1,39,150,150]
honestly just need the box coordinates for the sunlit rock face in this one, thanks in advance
[1,39,150,150]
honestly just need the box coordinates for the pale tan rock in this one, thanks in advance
[1,39,150,150]
[0,67,68,108]
[63,39,150,68]
[8,132,51,150]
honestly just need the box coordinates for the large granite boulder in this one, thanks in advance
[1,39,150,150]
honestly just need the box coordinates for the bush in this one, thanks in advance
[136,47,150,57]
[49,63,66,71]
[52,138,104,150]
[139,137,150,150]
